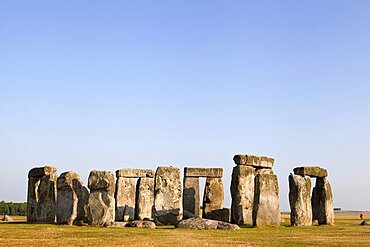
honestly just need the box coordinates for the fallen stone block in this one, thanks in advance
[361,220,370,225]
[184,167,223,178]
[175,218,240,230]
[204,208,230,222]
[293,166,328,178]
[126,220,156,229]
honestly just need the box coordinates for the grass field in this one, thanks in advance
[1,214,370,246]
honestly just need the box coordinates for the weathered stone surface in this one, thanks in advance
[183,210,199,219]
[3,215,13,221]
[28,166,57,178]
[115,177,136,221]
[253,174,281,227]
[289,174,312,226]
[88,170,115,195]
[312,177,334,225]
[294,166,328,178]
[135,177,154,220]
[77,186,89,223]
[87,190,115,226]
[256,168,273,175]
[231,165,255,225]
[116,168,154,178]
[233,154,274,168]
[203,177,224,218]
[183,177,200,217]
[175,218,240,230]
[56,171,87,225]
[126,220,156,229]
[184,167,223,178]
[361,220,370,225]
[153,166,182,225]
[204,208,230,222]
[27,166,57,223]
[87,170,115,226]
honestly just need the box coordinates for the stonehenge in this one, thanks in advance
[26,159,334,229]
[231,154,280,226]
[289,166,334,226]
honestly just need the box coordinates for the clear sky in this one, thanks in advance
[1,1,370,211]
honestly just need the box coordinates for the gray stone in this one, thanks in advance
[183,210,199,219]
[77,186,89,224]
[115,177,136,221]
[183,177,200,217]
[289,174,312,226]
[361,220,370,225]
[293,166,328,178]
[175,218,240,230]
[87,170,115,226]
[204,208,230,222]
[27,165,57,223]
[312,177,334,225]
[116,168,154,178]
[203,177,224,218]
[184,167,223,178]
[253,174,281,227]
[135,177,154,220]
[230,165,255,225]
[233,154,274,168]
[256,168,274,175]
[3,215,13,221]
[126,220,156,229]
[153,166,182,225]
[88,170,115,195]
[56,171,87,225]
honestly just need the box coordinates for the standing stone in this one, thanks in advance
[312,177,334,225]
[203,177,224,218]
[135,177,154,220]
[253,174,280,227]
[183,177,200,217]
[153,166,182,225]
[27,166,57,223]
[230,165,255,225]
[312,186,318,221]
[56,171,87,225]
[87,170,115,226]
[288,174,312,226]
[115,177,136,221]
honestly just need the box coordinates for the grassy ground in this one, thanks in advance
[0,214,370,246]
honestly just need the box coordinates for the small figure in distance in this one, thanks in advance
[360,213,363,220]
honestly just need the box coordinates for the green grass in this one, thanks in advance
[0,214,369,246]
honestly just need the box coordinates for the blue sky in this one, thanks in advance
[1,1,370,211]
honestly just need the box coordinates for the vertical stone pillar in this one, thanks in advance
[27,166,57,223]
[135,177,154,220]
[87,170,115,226]
[202,177,224,218]
[230,165,255,225]
[56,171,88,225]
[183,177,200,217]
[288,174,312,226]
[253,174,280,227]
[115,177,136,221]
[312,177,334,225]
[153,166,182,225]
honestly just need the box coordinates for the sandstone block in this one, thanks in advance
[88,170,115,195]
[153,166,182,225]
[115,177,136,221]
[294,166,328,178]
[116,168,154,178]
[288,174,312,226]
[183,177,200,217]
[256,168,274,175]
[203,177,224,218]
[126,220,156,229]
[135,177,155,220]
[87,190,115,226]
[312,177,334,225]
[184,167,223,178]
[175,218,240,230]
[233,154,274,168]
[204,208,230,222]
[253,174,280,227]
[230,165,255,225]
[27,166,57,223]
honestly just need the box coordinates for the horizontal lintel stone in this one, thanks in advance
[293,166,328,178]
[184,167,223,178]
[28,165,57,178]
[233,154,274,168]
[116,168,154,178]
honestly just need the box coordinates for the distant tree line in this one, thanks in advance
[0,201,27,216]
